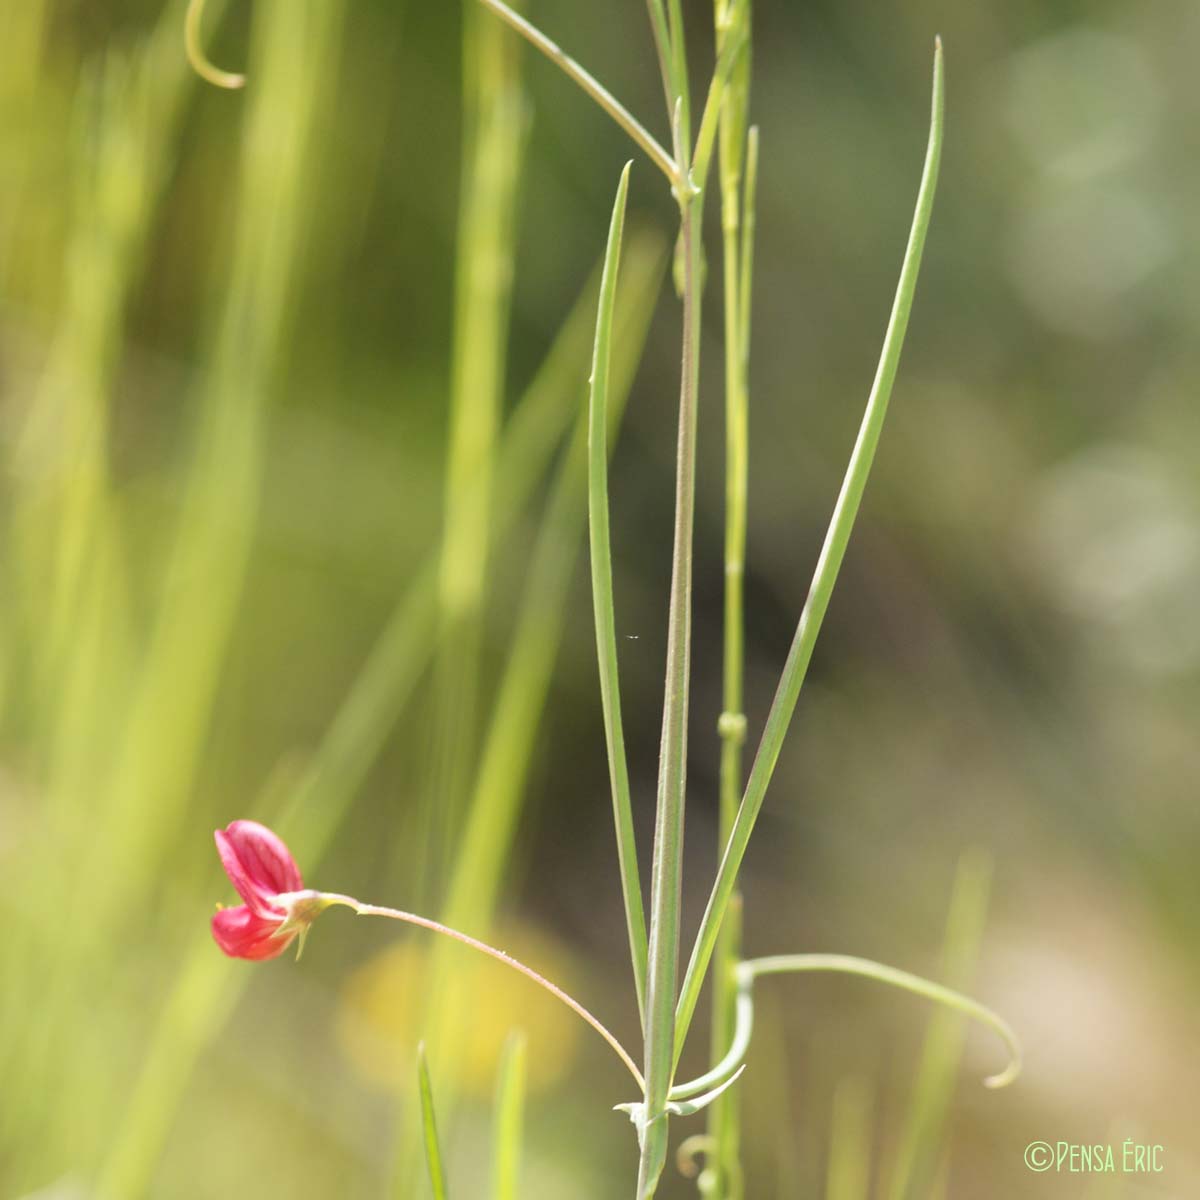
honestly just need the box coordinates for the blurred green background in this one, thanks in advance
[2,0,1197,1196]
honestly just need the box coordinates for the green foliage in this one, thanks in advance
[418,1044,450,1200]
[491,1033,528,1200]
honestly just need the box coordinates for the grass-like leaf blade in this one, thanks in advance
[588,161,649,1022]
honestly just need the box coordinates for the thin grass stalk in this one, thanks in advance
[674,42,946,1062]
[13,2,345,1179]
[588,162,649,1021]
[706,1,753,1189]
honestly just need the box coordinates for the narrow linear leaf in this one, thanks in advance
[588,160,649,1023]
[690,0,749,193]
[491,1032,527,1200]
[674,40,946,1061]
[417,1043,450,1200]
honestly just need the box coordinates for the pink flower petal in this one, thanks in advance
[211,904,294,961]
[214,820,303,915]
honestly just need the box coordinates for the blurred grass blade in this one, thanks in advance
[888,851,992,1200]
[94,0,346,935]
[396,222,663,1188]
[96,231,664,1200]
[826,1076,873,1200]
[441,228,664,938]
[674,40,946,1061]
[427,0,529,892]
[414,229,665,1141]
[491,1032,527,1200]
[5,0,335,1176]
[418,1044,451,1200]
[588,161,649,1023]
[284,234,663,865]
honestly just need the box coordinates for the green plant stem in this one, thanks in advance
[589,162,649,1022]
[738,130,758,375]
[674,40,945,1064]
[707,0,754,1181]
[316,893,645,1089]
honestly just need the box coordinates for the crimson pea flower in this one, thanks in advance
[211,820,305,961]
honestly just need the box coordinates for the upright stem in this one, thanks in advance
[707,0,756,1166]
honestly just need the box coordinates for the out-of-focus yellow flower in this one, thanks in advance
[337,921,582,1096]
